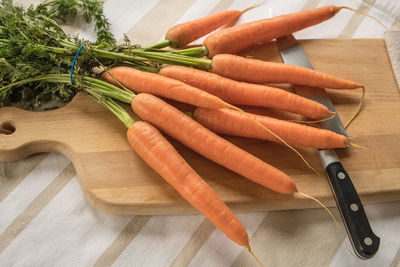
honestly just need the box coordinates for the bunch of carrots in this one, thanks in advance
[96,5,376,261]
[2,2,383,263]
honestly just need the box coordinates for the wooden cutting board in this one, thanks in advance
[1,39,399,215]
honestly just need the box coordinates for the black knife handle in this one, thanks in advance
[325,162,380,259]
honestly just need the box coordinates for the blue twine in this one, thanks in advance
[70,44,84,85]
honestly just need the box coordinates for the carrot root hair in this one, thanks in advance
[102,68,131,93]
[345,86,365,130]
[248,248,264,267]
[296,191,339,228]
[340,6,389,30]
[227,104,320,175]
[89,55,133,94]
[289,112,336,124]
[296,191,359,259]
[350,142,382,190]
[240,0,263,14]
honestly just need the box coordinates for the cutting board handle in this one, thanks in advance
[0,106,67,161]
[0,93,91,162]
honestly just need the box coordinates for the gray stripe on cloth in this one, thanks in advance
[301,0,322,11]
[210,0,236,14]
[363,0,376,8]
[170,219,214,267]
[94,216,151,267]
[390,247,400,267]
[123,0,197,46]
[231,209,345,267]
[385,30,400,91]
[0,154,47,203]
[339,0,376,38]
[0,163,75,253]
[390,16,400,30]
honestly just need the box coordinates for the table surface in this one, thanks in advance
[1,0,400,266]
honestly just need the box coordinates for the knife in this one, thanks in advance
[276,34,380,259]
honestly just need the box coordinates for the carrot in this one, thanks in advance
[166,7,254,48]
[103,66,319,171]
[128,121,250,248]
[132,93,297,195]
[202,5,387,57]
[90,92,251,249]
[148,2,260,49]
[90,78,336,263]
[122,52,362,92]
[204,6,343,57]
[102,66,228,109]
[210,54,362,89]
[193,108,349,149]
[159,65,333,119]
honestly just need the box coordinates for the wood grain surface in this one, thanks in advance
[1,39,399,215]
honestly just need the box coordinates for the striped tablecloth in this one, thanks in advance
[1,0,400,266]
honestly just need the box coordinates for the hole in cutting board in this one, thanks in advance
[0,122,16,135]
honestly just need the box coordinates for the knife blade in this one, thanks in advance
[276,34,380,259]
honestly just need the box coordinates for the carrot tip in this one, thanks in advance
[344,86,365,130]
[340,6,389,30]
[297,191,338,227]
[226,104,320,175]
[240,0,263,14]
[248,248,264,267]
[289,112,336,124]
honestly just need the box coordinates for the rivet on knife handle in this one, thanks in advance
[325,161,380,259]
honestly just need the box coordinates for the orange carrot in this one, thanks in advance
[132,93,297,195]
[92,93,251,248]
[165,3,258,48]
[102,67,325,171]
[159,65,333,119]
[210,54,362,89]
[104,66,329,171]
[128,120,250,248]
[193,108,349,149]
[102,66,229,109]
[204,6,343,57]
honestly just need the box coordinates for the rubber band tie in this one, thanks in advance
[70,44,84,85]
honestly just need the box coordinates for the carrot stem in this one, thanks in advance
[92,49,148,62]
[131,50,211,69]
[0,72,136,128]
[87,90,134,128]
[59,40,148,62]
[83,82,134,103]
[166,46,208,57]
[83,76,135,99]
[0,75,70,93]
[125,46,208,58]
[38,39,210,70]
[115,61,160,73]
[143,39,171,49]
[0,74,135,110]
